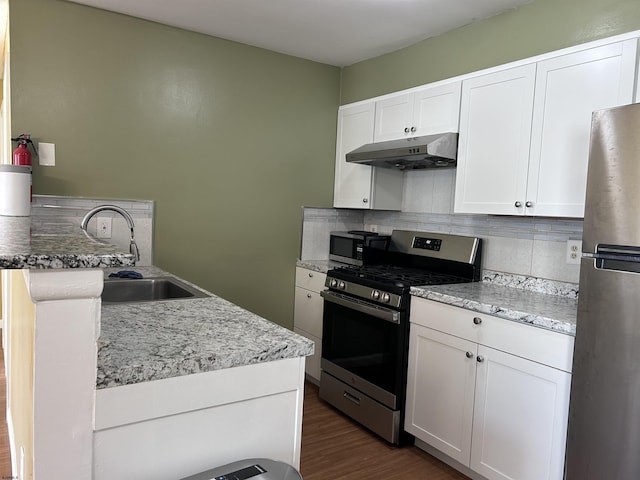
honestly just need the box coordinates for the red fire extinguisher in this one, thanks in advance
[12,133,37,166]
[11,133,38,202]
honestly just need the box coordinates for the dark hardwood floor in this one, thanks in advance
[300,382,469,480]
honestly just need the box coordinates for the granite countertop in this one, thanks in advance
[411,281,577,336]
[298,259,577,336]
[0,216,135,268]
[296,259,352,274]
[98,266,314,389]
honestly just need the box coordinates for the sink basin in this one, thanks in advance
[102,276,210,304]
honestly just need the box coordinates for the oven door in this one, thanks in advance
[320,290,407,410]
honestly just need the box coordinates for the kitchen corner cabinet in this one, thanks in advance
[293,267,326,382]
[333,102,403,209]
[373,82,462,142]
[454,39,638,217]
[405,298,573,480]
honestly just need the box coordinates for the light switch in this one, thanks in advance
[38,142,55,166]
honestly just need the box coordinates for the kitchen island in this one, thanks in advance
[1,217,312,480]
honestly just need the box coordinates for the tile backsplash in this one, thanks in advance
[300,206,582,284]
[31,195,154,266]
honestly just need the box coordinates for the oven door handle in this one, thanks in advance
[321,290,401,324]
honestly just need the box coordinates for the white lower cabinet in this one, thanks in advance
[293,267,326,382]
[406,298,573,480]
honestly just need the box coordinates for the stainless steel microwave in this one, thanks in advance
[329,231,390,266]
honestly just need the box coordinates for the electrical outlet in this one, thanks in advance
[566,240,582,264]
[97,217,112,238]
[369,224,378,233]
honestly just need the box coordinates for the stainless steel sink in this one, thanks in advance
[102,276,210,304]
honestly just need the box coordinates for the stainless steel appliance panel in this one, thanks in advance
[319,371,401,444]
[565,257,640,479]
[582,103,640,254]
[566,102,640,480]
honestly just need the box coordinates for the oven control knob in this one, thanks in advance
[329,279,338,288]
[371,290,381,300]
[381,293,391,303]
[338,281,346,290]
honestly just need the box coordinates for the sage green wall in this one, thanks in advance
[10,0,340,329]
[341,0,640,104]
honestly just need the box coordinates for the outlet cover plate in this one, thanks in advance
[566,240,582,264]
[38,142,56,166]
[97,217,112,239]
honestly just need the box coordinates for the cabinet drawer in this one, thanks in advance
[295,267,326,292]
[410,297,574,372]
[411,296,482,342]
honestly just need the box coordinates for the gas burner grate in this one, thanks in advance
[331,264,468,288]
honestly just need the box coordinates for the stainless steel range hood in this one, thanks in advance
[346,132,457,170]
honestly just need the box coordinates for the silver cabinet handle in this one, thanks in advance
[308,272,313,278]
[515,201,522,207]
[307,293,312,299]
[362,198,369,203]
[466,351,474,358]
[525,201,533,207]
[404,127,410,133]
[410,126,416,132]
[473,317,482,325]
[476,355,485,363]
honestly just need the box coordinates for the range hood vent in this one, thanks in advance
[346,133,458,170]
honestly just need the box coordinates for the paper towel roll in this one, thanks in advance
[0,165,31,217]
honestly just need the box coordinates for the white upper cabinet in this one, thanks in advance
[527,40,637,217]
[455,39,638,217]
[455,64,536,215]
[373,82,462,142]
[333,102,403,209]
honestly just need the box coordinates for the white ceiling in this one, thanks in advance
[67,0,533,67]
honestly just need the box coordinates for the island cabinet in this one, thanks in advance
[333,102,403,209]
[293,267,326,382]
[405,297,574,480]
[372,82,462,142]
[454,38,638,217]
[94,357,306,480]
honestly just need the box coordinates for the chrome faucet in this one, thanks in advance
[81,204,140,261]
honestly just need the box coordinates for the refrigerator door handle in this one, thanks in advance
[593,244,640,274]
[596,244,640,256]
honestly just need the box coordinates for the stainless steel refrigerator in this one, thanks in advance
[565,102,640,479]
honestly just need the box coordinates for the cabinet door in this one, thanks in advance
[454,64,536,215]
[405,323,477,465]
[373,93,413,142]
[333,103,375,208]
[412,82,462,135]
[527,39,638,217]
[293,285,324,382]
[470,346,571,480]
[373,83,462,142]
[293,286,323,338]
[294,327,321,382]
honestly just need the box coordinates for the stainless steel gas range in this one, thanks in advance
[319,230,482,445]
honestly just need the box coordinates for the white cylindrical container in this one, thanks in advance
[0,164,31,216]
